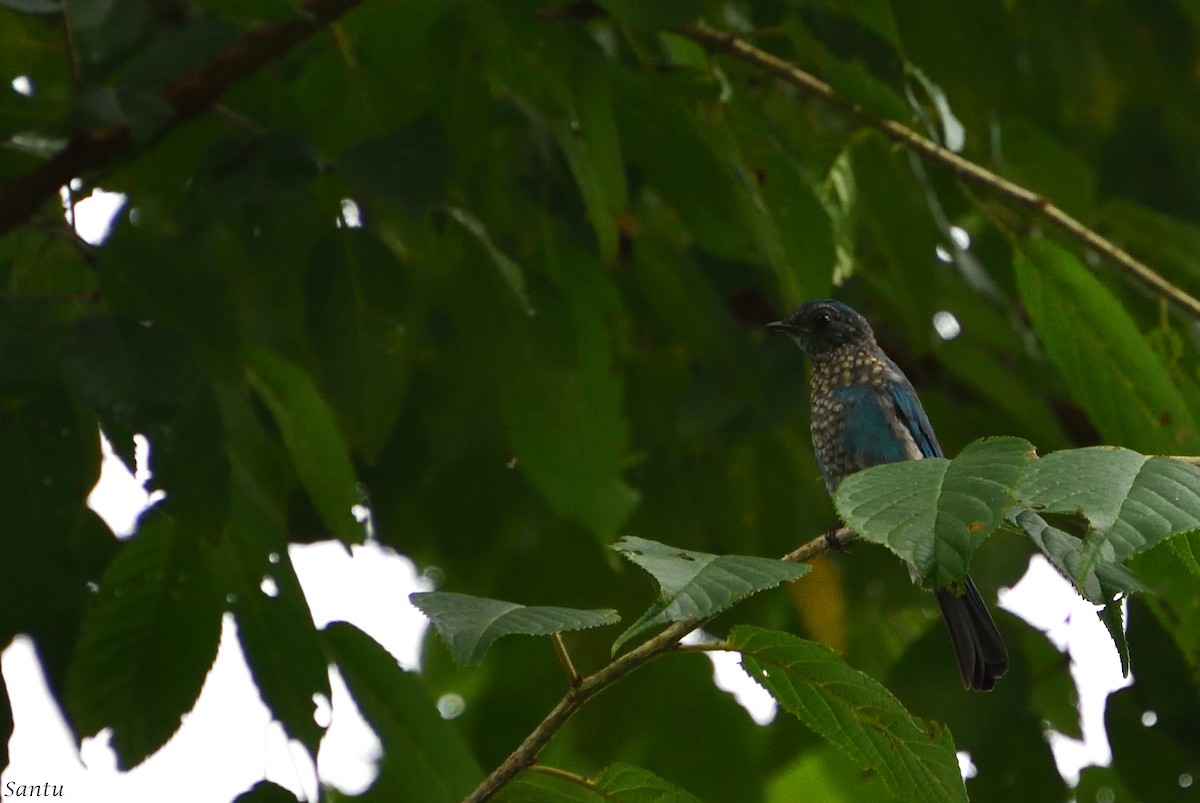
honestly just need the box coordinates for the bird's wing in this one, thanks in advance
[888,381,943,458]
[834,384,920,468]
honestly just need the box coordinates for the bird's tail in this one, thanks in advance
[934,576,1008,691]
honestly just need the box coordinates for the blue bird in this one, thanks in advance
[769,299,1008,691]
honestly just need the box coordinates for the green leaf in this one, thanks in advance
[307,231,412,463]
[446,206,535,316]
[244,347,364,546]
[1015,238,1199,453]
[233,780,301,803]
[1016,448,1200,577]
[494,763,705,803]
[592,0,704,31]
[731,626,967,803]
[1006,509,1147,604]
[321,622,483,801]
[410,592,620,667]
[73,87,172,144]
[1168,531,1200,578]
[548,49,627,265]
[1099,598,1130,678]
[222,481,330,758]
[594,764,705,802]
[835,437,1035,586]
[65,517,224,769]
[500,364,639,542]
[610,536,809,655]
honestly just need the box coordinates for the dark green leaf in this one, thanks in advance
[73,87,172,143]
[233,780,301,803]
[64,517,224,769]
[321,622,483,801]
[835,437,1034,586]
[610,536,809,655]
[1,0,62,12]
[244,347,364,546]
[1015,238,1199,453]
[731,626,967,803]
[500,363,639,542]
[223,481,330,757]
[411,591,619,667]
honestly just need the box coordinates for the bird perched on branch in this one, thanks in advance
[768,299,1008,691]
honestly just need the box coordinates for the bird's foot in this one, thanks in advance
[824,521,849,552]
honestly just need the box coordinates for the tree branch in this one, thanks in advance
[681,22,1200,323]
[0,0,366,236]
[463,526,851,802]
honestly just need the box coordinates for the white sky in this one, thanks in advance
[0,189,1130,800]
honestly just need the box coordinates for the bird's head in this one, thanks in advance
[766,299,874,356]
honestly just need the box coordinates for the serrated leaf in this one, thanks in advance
[1168,531,1200,578]
[730,626,966,803]
[1015,239,1199,453]
[594,763,704,802]
[1016,448,1200,579]
[835,437,1034,586]
[410,592,619,667]
[321,622,483,802]
[65,517,224,769]
[610,536,809,655]
[244,347,364,546]
[1007,509,1146,604]
[1099,599,1130,678]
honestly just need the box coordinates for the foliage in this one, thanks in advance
[3,0,1200,800]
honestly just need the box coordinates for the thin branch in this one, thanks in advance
[463,526,852,802]
[0,0,367,236]
[681,22,1200,323]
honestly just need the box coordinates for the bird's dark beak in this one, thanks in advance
[766,320,799,334]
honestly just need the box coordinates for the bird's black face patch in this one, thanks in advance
[771,299,873,356]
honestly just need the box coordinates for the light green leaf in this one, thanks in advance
[835,437,1035,586]
[1016,448,1200,578]
[322,623,483,801]
[65,517,224,769]
[410,592,619,667]
[610,536,809,655]
[1006,509,1147,604]
[731,626,967,803]
[244,347,364,546]
[1015,238,1199,453]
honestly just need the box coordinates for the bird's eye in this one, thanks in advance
[813,312,832,329]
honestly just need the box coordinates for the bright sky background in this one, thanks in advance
[0,188,1131,801]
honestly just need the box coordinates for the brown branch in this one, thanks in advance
[0,0,366,236]
[681,22,1200,323]
[463,526,850,802]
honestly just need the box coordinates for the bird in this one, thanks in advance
[768,299,1008,691]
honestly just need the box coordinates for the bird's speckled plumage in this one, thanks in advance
[770,299,1008,691]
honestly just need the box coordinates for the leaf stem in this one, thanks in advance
[463,526,851,801]
[680,22,1200,323]
[551,633,582,687]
